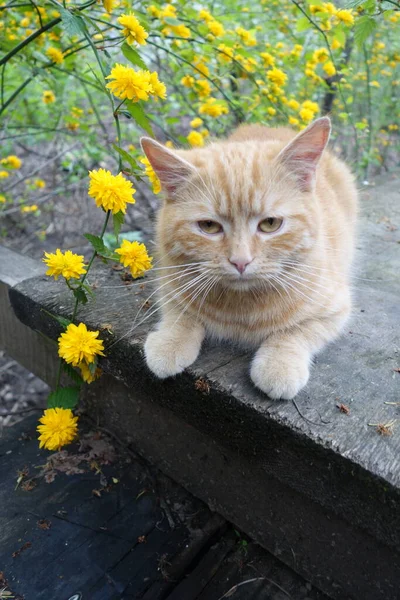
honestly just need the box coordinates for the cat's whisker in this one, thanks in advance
[107,271,211,348]
[96,265,206,290]
[173,273,218,326]
[278,271,331,302]
[281,259,378,282]
[272,273,327,309]
[130,268,210,331]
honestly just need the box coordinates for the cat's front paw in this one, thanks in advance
[144,329,202,379]
[250,343,310,400]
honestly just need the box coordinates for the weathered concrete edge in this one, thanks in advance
[0,247,58,387]
[84,375,400,600]
[7,273,400,556]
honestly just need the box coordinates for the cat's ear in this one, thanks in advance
[140,137,195,196]
[277,117,331,192]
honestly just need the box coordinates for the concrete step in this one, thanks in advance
[1,176,400,600]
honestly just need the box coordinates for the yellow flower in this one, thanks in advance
[0,194,6,203]
[147,5,161,17]
[196,79,211,98]
[299,107,314,122]
[115,240,153,278]
[140,156,161,194]
[336,9,354,26]
[198,9,213,22]
[217,44,234,63]
[79,362,102,383]
[118,13,148,45]
[236,26,256,46]
[323,61,336,77]
[302,100,319,113]
[331,38,342,51]
[161,3,177,18]
[1,155,22,168]
[46,47,64,64]
[37,408,78,451]
[260,52,275,67]
[149,71,167,100]
[88,169,136,215]
[43,249,86,281]
[287,99,300,110]
[313,48,329,63]
[20,17,30,27]
[34,178,46,188]
[21,205,38,213]
[187,130,204,147]
[207,20,225,36]
[102,0,114,13]
[370,80,380,88]
[58,322,105,366]
[267,107,276,116]
[165,141,174,148]
[0,171,9,178]
[43,90,56,104]
[190,117,203,128]
[106,64,152,102]
[194,58,209,77]
[323,2,337,16]
[266,67,287,87]
[181,75,195,87]
[171,23,191,38]
[199,98,229,117]
[289,116,300,126]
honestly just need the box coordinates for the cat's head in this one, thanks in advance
[141,117,330,290]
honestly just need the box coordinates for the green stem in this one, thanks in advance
[54,210,110,391]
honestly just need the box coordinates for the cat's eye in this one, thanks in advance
[258,217,283,233]
[198,220,223,234]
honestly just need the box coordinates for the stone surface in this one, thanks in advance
[2,177,400,599]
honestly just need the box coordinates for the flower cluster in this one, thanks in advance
[43,249,86,281]
[115,240,153,278]
[88,169,136,214]
[37,408,78,451]
[106,65,166,102]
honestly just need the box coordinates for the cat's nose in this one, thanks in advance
[229,258,252,274]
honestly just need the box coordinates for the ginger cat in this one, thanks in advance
[140,117,358,399]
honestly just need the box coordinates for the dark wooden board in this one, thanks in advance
[0,417,330,600]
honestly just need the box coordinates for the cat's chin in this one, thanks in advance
[222,277,260,292]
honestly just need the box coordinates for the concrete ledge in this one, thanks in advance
[1,178,400,600]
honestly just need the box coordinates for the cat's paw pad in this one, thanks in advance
[144,330,201,379]
[250,347,310,400]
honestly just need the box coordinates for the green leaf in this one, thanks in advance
[354,16,377,48]
[125,101,154,136]
[59,7,87,38]
[84,233,106,254]
[87,358,98,375]
[62,362,84,385]
[113,211,124,238]
[42,310,71,330]
[73,288,88,305]
[296,16,311,32]
[121,42,147,70]
[163,17,180,25]
[112,144,140,172]
[47,386,80,409]
[104,230,143,251]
